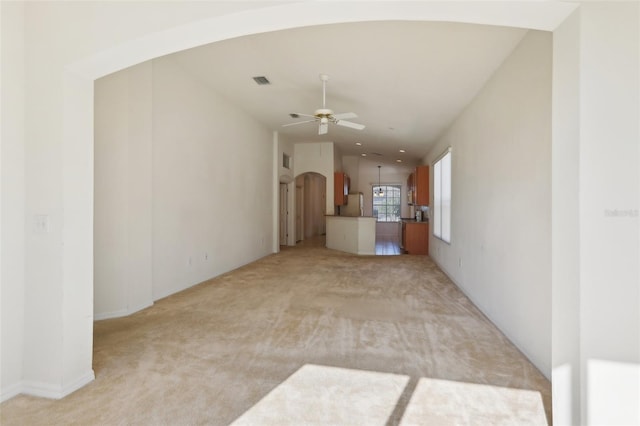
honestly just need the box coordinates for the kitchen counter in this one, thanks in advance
[325,215,376,255]
[400,217,429,224]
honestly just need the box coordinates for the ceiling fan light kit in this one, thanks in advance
[282,74,365,135]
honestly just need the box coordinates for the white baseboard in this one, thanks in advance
[22,380,63,399]
[94,308,128,321]
[429,255,551,380]
[94,300,153,321]
[128,300,153,316]
[1,382,23,403]
[22,369,95,399]
[62,370,95,397]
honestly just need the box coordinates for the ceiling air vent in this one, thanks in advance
[252,76,271,85]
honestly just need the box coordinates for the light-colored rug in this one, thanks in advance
[1,237,551,425]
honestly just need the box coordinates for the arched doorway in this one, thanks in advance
[295,172,326,241]
[26,1,581,413]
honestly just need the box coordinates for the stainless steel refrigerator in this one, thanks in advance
[341,192,364,216]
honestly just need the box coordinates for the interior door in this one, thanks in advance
[279,183,288,246]
[296,185,303,242]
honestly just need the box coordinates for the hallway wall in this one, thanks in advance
[94,62,154,320]
[426,30,552,377]
[151,57,274,301]
[93,57,274,318]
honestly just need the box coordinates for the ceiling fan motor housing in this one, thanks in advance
[314,108,334,118]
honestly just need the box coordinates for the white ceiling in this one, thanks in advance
[167,21,527,165]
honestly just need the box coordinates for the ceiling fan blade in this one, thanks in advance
[289,113,316,119]
[318,121,329,135]
[335,120,365,130]
[333,112,357,120]
[282,119,316,127]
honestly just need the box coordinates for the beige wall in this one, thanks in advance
[94,62,154,319]
[277,133,295,246]
[425,30,552,377]
[93,56,274,318]
[573,4,639,424]
[151,57,274,301]
[1,1,26,399]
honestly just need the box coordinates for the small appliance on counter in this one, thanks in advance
[415,211,423,222]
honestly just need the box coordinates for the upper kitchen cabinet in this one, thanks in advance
[414,165,429,206]
[334,172,350,205]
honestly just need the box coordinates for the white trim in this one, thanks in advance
[94,309,128,321]
[67,2,578,80]
[272,132,280,253]
[429,256,550,381]
[1,382,23,403]
[94,300,153,321]
[62,370,96,398]
[128,300,154,317]
[22,370,95,399]
[432,146,453,165]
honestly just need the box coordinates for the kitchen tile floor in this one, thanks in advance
[375,235,402,255]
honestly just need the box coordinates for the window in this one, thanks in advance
[433,149,451,243]
[372,185,401,222]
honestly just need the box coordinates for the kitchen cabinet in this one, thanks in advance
[401,220,429,255]
[414,165,429,206]
[334,172,350,206]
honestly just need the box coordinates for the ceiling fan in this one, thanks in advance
[282,74,365,135]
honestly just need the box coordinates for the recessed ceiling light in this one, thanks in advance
[399,149,406,153]
[396,159,402,163]
[356,142,362,146]
[361,153,367,157]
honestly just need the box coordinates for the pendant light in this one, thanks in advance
[375,165,384,197]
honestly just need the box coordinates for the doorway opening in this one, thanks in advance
[295,172,326,242]
[279,183,289,246]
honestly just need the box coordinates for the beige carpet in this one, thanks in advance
[1,237,551,425]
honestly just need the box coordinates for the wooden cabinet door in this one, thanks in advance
[334,172,349,205]
[415,165,429,206]
[405,222,429,255]
[401,221,407,249]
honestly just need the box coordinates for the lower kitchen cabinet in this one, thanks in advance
[401,221,429,255]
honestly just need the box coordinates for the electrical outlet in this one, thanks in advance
[34,214,50,233]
